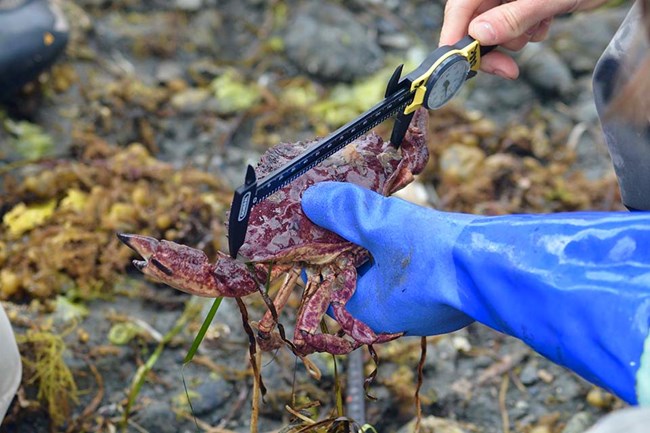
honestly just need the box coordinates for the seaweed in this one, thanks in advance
[16,329,79,427]
[0,142,231,301]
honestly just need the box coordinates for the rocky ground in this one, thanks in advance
[0,0,635,432]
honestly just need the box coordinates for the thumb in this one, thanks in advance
[301,181,388,249]
[469,0,578,45]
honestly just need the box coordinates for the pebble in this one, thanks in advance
[393,181,430,207]
[169,88,212,113]
[537,368,554,384]
[132,401,178,433]
[174,0,202,11]
[451,335,472,353]
[561,411,594,433]
[396,415,467,433]
[554,376,584,402]
[284,2,384,82]
[530,426,552,433]
[512,399,530,420]
[520,359,539,385]
[586,387,615,409]
[155,61,184,84]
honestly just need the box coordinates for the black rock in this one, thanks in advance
[284,2,384,82]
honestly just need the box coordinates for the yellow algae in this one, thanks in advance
[211,68,262,114]
[59,189,88,212]
[0,269,21,298]
[3,200,57,237]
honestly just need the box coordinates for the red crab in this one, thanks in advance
[118,108,428,356]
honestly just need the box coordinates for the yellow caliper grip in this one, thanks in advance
[403,39,482,115]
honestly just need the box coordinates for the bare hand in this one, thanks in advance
[439,0,611,79]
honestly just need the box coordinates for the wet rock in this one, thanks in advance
[192,379,234,415]
[520,358,539,385]
[554,375,583,402]
[174,0,203,11]
[95,11,181,59]
[549,8,629,75]
[470,354,494,369]
[170,88,212,113]
[511,399,530,420]
[374,1,443,43]
[187,10,225,55]
[284,2,383,82]
[379,33,412,50]
[561,411,594,433]
[411,2,444,35]
[133,401,178,433]
[397,415,467,433]
[463,73,536,122]
[518,43,574,98]
[156,61,184,83]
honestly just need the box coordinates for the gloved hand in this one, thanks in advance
[302,181,650,405]
[303,181,478,336]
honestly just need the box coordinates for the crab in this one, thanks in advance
[118,108,429,356]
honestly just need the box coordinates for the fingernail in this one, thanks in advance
[471,21,497,44]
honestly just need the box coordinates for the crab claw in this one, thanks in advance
[117,233,260,298]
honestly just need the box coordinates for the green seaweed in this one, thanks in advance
[4,118,55,160]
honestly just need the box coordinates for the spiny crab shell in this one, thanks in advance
[243,111,428,262]
[118,108,429,356]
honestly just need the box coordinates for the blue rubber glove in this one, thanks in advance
[302,182,650,405]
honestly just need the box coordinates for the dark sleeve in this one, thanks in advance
[593,0,650,211]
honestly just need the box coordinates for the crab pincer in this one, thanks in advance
[117,233,260,298]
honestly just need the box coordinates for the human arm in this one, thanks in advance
[439,0,612,78]
[302,181,650,404]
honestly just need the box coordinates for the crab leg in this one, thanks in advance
[258,268,301,334]
[295,267,360,355]
[116,234,261,298]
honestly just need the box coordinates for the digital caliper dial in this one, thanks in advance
[422,54,471,110]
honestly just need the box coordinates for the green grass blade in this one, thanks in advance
[183,296,223,364]
[122,300,201,431]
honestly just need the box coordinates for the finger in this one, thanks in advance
[469,0,577,45]
[480,51,519,79]
[500,32,532,51]
[439,0,499,46]
[529,17,553,42]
